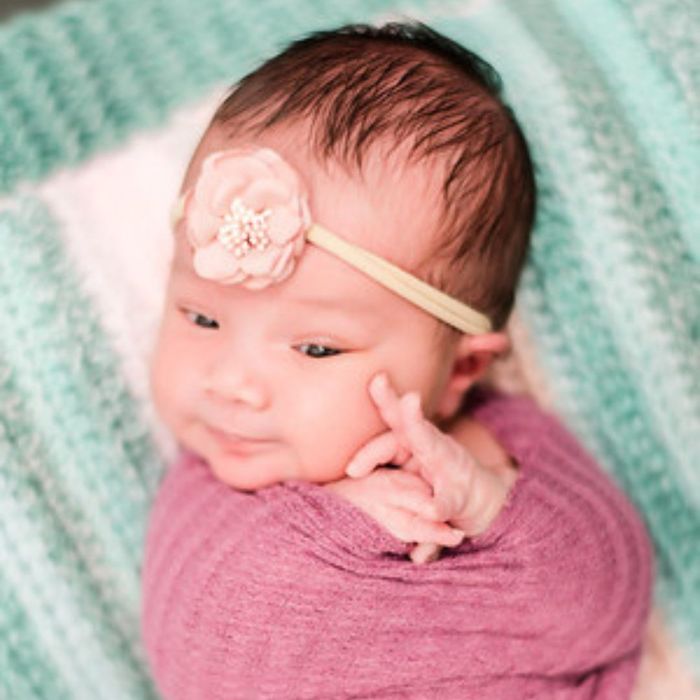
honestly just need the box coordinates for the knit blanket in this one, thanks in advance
[0,0,698,698]
[143,391,653,699]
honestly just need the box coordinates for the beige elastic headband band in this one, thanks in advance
[305,224,491,334]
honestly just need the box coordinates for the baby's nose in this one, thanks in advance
[203,359,270,411]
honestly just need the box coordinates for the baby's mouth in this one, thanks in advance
[206,425,277,454]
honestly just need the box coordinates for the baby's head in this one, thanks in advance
[151,22,536,490]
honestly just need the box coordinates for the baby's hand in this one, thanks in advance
[324,468,466,553]
[343,373,515,562]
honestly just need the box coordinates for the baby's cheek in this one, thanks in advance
[149,357,172,425]
[295,387,385,482]
[149,345,187,434]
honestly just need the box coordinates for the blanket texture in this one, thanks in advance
[143,391,653,699]
[0,0,698,698]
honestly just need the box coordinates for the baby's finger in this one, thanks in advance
[401,454,424,476]
[403,402,467,478]
[430,471,467,522]
[398,462,452,522]
[389,509,465,548]
[400,390,425,423]
[382,472,441,521]
[399,394,439,462]
[346,431,402,478]
[396,391,448,478]
[368,373,407,434]
[410,542,443,565]
[399,406,474,518]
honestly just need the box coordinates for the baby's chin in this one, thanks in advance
[206,449,347,492]
[207,452,289,492]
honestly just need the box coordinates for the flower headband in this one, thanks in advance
[171,147,492,334]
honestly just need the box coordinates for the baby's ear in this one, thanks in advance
[435,332,510,420]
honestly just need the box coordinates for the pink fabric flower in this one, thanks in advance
[181,147,311,289]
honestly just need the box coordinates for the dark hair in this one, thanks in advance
[213,21,536,333]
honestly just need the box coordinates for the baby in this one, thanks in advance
[142,21,652,699]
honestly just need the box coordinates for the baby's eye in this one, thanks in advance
[296,343,343,358]
[184,310,219,330]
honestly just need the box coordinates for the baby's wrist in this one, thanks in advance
[451,460,518,536]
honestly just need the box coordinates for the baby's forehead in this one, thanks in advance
[185,122,445,272]
[169,226,422,335]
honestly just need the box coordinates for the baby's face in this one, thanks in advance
[151,124,456,489]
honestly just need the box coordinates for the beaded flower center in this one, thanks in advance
[217,197,272,258]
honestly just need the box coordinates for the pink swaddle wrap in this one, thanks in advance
[142,391,652,699]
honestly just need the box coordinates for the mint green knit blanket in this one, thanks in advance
[1,0,698,697]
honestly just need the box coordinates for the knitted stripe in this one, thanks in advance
[555,0,700,279]
[619,0,700,125]
[505,3,700,658]
[0,576,72,700]
[0,0,433,194]
[433,0,700,669]
[513,0,699,493]
[0,197,161,699]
